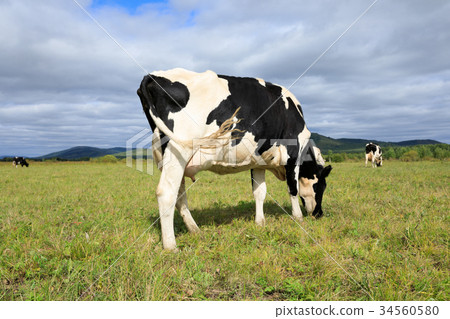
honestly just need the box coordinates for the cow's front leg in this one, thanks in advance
[285,162,303,222]
[251,169,266,226]
[176,177,200,233]
[156,144,190,251]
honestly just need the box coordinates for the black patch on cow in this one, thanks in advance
[365,143,378,154]
[206,75,305,156]
[312,165,332,218]
[157,131,169,156]
[285,159,298,196]
[287,97,303,117]
[137,87,156,133]
[138,74,190,132]
[250,169,255,189]
[299,146,318,179]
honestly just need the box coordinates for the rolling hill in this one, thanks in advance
[311,133,441,153]
[30,135,443,160]
[35,146,126,160]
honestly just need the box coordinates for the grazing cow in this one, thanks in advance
[365,142,382,167]
[137,68,332,250]
[13,157,29,167]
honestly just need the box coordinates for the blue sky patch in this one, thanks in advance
[90,0,167,14]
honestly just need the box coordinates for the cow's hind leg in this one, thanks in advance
[285,162,303,222]
[176,178,200,233]
[156,144,190,251]
[251,169,266,226]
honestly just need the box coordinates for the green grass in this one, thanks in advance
[0,160,448,300]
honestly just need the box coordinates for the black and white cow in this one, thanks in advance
[365,142,382,167]
[13,157,29,167]
[137,68,332,250]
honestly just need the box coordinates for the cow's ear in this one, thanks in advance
[321,165,332,178]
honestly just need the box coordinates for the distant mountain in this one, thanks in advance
[28,135,444,160]
[311,133,442,153]
[36,146,126,160]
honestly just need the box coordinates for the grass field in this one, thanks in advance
[0,160,448,301]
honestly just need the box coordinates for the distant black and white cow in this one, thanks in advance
[137,68,332,250]
[365,142,382,167]
[13,157,29,167]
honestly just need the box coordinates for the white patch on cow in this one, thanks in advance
[283,89,303,117]
[294,165,300,179]
[282,94,289,109]
[313,146,326,166]
[232,116,238,129]
[152,68,199,84]
[252,169,266,226]
[290,195,303,222]
[256,78,266,87]
[153,69,232,139]
[266,144,288,181]
[300,175,318,214]
[298,128,312,159]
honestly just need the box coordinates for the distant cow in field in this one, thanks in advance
[365,143,382,167]
[13,157,29,167]
[137,68,332,250]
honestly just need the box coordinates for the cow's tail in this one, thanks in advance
[146,108,191,148]
[148,106,243,150]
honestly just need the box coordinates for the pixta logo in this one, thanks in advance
[126,128,155,175]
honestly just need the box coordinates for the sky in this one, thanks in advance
[0,0,449,157]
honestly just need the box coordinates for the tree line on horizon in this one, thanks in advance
[326,143,450,163]
[1,143,449,163]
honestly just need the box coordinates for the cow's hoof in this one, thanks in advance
[312,212,324,219]
[163,246,179,253]
[255,218,266,227]
[293,215,304,223]
[162,241,178,252]
[188,227,200,234]
[187,225,200,233]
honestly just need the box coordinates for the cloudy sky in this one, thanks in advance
[1,0,449,156]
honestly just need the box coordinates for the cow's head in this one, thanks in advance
[376,156,383,167]
[298,143,332,218]
[299,165,332,218]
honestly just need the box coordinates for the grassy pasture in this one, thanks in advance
[0,160,448,300]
